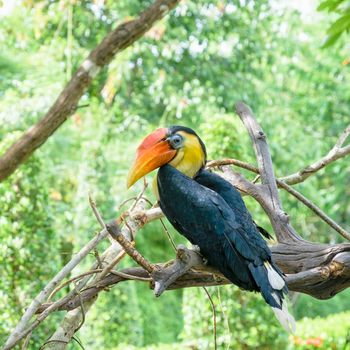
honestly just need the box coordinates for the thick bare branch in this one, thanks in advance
[0,0,180,182]
[36,241,350,313]
[234,102,302,243]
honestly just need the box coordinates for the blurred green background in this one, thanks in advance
[0,0,350,349]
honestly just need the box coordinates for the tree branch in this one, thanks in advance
[35,241,350,313]
[0,0,180,182]
[234,102,302,243]
[281,124,350,185]
[3,228,108,350]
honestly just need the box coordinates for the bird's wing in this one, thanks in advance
[195,169,273,250]
[158,165,270,266]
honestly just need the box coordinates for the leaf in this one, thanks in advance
[321,32,343,48]
[317,0,346,12]
[327,13,350,36]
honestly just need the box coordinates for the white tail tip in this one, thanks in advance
[265,262,285,290]
[272,299,296,333]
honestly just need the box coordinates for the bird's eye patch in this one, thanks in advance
[168,134,183,149]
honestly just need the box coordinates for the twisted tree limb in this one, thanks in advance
[0,0,180,182]
[233,102,302,243]
[32,104,350,317]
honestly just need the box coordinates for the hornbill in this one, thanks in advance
[127,126,295,332]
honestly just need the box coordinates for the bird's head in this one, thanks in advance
[127,126,206,188]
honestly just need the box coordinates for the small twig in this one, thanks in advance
[207,158,259,173]
[93,248,103,268]
[97,250,128,281]
[217,287,232,350]
[333,124,350,149]
[21,331,32,350]
[130,178,148,211]
[106,220,155,274]
[40,340,68,350]
[160,218,177,252]
[120,215,135,241]
[277,180,350,241]
[89,194,106,229]
[252,174,261,184]
[203,287,217,350]
[71,336,85,350]
[119,196,153,211]
[48,270,103,301]
[73,286,85,333]
[119,197,138,210]
[76,103,90,110]
[110,270,152,281]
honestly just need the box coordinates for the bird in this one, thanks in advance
[127,125,295,332]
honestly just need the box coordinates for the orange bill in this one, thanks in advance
[127,128,176,188]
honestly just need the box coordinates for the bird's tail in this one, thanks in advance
[248,261,296,333]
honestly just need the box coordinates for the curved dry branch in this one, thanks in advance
[281,125,350,185]
[234,102,302,243]
[0,0,180,183]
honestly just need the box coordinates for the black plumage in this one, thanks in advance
[157,164,286,309]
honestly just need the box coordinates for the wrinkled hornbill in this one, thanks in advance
[127,125,295,332]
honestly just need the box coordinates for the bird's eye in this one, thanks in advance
[169,134,183,149]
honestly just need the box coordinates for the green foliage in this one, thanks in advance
[181,286,288,349]
[318,0,350,47]
[294,289,350,320]
[0,133,60,346]
[290,311,350,349]
[199,113,255,163]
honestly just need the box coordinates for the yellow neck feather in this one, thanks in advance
[168,132,205,178]
[153,132,205,199]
